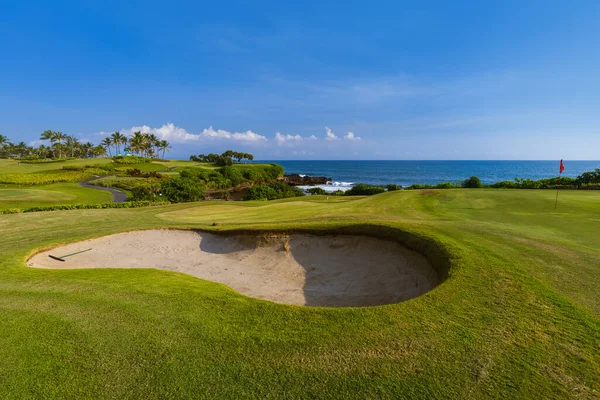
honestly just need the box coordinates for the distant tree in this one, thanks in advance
[462,176,483,188]
[101,137,113,156]
[111,132,127,155]
[158,140,171,159]
[92,145,107,158]
[0,134,10,148]
[40,130,64,158]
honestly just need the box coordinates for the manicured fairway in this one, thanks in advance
[0,158,112,174]
[0,190,598,399]
[0,183,113,210]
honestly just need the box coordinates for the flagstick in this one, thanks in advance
[554,175,561,209]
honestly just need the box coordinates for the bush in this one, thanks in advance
[307,187,328,195]
[160,177,204,203]
[404,184,433,190]
[112,155,152,164]
[131,181,163,201]
[462,176,483,188]
[244,185,277,201]
[125,169,162,178]
[386,184,402,191]
[344,183,386,196]
[19,158,67,164]
[0,201,170,215]
[435,182,458,189]
[331,190,346,196]
[244,182,305,201]
[219,166,247,186]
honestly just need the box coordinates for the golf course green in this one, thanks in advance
[1,188,598,398]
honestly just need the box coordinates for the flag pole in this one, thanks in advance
[554,175,561,209]
[555,159,564,209]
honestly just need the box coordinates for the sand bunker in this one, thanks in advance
[28,230,440,307]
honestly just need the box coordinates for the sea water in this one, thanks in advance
[259,160,600,192]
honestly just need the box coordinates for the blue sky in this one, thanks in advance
[1,0,599,160]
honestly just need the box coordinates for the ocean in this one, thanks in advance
[259,160,600,192]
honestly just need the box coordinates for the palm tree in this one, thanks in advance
[158,140,171,159]
[120,135,128,154]
[128,131,144,155]
[101,137,113,156]
[40,130,59,158]
[0,134,9,148]
[92,145,107,158]
[111,132,126,155]
[54,132,66,158]
[65,135,80,158]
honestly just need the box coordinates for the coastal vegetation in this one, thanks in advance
[0,132,171,160]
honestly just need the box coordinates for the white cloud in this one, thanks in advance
[200,126,267,142]
[344,132,361,141]
[309,135,317,140]
[115,123,267,143]
[325,127,339,140]
[120,123,200,143]
[275,132,303,145]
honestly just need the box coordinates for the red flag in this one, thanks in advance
[559,159,565,174]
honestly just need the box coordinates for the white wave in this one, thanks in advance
[299,181,355,193]
[298,174,306,178]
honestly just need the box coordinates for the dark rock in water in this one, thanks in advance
[283,174,332,186]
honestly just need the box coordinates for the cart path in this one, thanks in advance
[78,176,128,202]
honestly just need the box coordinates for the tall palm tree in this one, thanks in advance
[101,137,113,156]
[111,132,126,155]
[158,140,171,159]
[40,130,67,158]
[65,135,79,158]
[0,134,9,148]
[93,145,107,158]
[128,131,144,155]
[120,135,128,154]
[54,132,66,158]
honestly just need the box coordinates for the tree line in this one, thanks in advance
[190,150,254,166]
[0,131,171,160]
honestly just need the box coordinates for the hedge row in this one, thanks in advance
[0,200,171,215]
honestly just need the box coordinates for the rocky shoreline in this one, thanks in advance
[281,174,332,186]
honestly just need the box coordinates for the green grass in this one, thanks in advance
[0,183,113,209]
[0,158,112,174]
[114,162,167,172]
[0,189,598,398]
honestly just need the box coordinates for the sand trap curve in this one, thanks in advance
[28,230,440,307]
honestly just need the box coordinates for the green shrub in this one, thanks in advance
[219,166,247,186]
[462,176,483,188]
[244,185,277,201]
[160,177,204,202]
[307,187,328,195]
[331,190,345,196]
[125,169,162,178]
[345,183,386,196]
[244,182,305,201]
[0,201,171,215]
[112,155,152,164]
[435,182,457,189]
[385,184,402,191]
[19,158,67,164]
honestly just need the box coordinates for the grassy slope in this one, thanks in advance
[0,158,112,173]
[0,183,114,209]
[0,190,598,399]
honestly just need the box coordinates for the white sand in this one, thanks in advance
[28,230,439,307]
